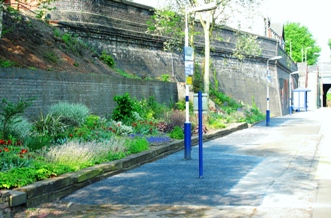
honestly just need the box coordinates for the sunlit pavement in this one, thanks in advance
[52,108,331,217]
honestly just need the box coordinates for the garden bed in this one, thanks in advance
[1,122,247,211]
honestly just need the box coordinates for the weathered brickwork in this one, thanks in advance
[47,0,297,116]
[0,69,178,119]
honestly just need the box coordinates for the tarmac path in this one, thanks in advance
[14,108,331,217]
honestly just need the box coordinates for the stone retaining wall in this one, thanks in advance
[0,68,178,119]
[0,191,11,218]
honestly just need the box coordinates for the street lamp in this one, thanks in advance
[184,2,217,160]
[266,55,282,126]
[289,71,299,115]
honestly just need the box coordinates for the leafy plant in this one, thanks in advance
[32,113,68,138]
[0,146,32,172]
[44,52,58,63]
[125,137,149,154]
[159,74,170,82]
[169,126,184,140]
[115,68,140,79]
[49,102,89,125]
[100,51,115,68]
[0,59,16,68]
[112,93,137,124]
[132,120,158,135]
[0,98,34,139]
[23,135,52,151]
[0,116,32,140]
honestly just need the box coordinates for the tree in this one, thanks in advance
[284,22,321,65]
[147,0,262,94]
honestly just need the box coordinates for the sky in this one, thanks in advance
[132,0,330,62]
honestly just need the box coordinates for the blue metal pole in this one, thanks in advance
[198,91,203,178]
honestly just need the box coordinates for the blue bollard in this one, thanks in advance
[198,91,203,178]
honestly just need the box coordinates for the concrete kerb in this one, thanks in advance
[3,122,248,210]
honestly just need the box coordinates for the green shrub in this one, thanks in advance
[132,120,158,135]
[44,52,58,63]
[84,114,102,129]
[0,117,32,140]
[125,137,149,154]
[100,51,115,68]
[32,113,68,139]
[0,146,32,172]
[169,126,184,139]
[107,120,133,136]
[23,135,52,151]
[112,93,136,124]
[49,102,89,125]
[0,98,34,139]
[0,59,16,68]
[159,74,170,82]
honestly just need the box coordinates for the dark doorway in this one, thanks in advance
[323,84,331,107]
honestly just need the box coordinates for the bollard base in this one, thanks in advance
[266,110,270,126]
[184,122,191,160]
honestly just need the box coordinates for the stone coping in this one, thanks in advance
[0,123,248,209]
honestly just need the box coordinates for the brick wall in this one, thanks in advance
[0,68,178,119]
[47,0,297,116]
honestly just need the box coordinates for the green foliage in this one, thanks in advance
[210,88,242,113]
[0,98,34,139]
[115,68,140,79]
[327,93,331,101]
[136,96,167,120]
[0,116,32,140]
[284,22,321,65]
[233,32,262,61]
[49,102,89,125]
[23,135,52,151]
[32,113,67,138]
[159,74,170,82]
[44,51,58,63]
[112,93,136,124]
[169,126,184,140]
[57,32,87,56]
[84,114,102,129]
[146,7,184,51]
[193,63,203,93]
[175,99,193,113]
[0,146,32,172]
[0,160,73,189]
[107,120,133,136]
[125,137,149,154]
[0,58,16,68]
[132,120,158,135]
[100,51,115,68]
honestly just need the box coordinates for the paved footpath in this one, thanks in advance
[21,108,331,217]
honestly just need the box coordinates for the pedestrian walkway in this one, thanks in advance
[58,108,331,217]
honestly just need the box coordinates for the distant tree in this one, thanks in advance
[147,0,262,94]
[284,22,321,65]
